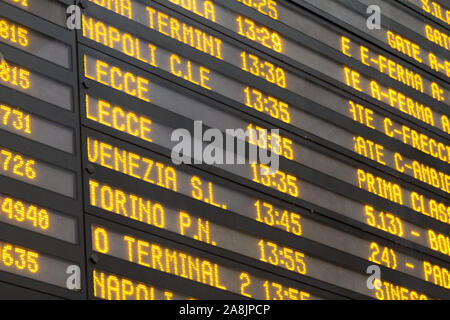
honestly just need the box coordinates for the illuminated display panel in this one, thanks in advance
[0,192,77,243]
[0,239,80,290]
[83,1,450,136]
[90,224,318,300]
[83,128,450,261]
[81,47,450,171]
[90,225,323,300]
[90,224,441,300]
[92,269,195,300]
[407,0,450,27]
[0,145,75,198]
[357,0,450,52]
[232,0,450,115]
[83,95,450,264]
[86,128,450,235]
[301,0,450,80]
[0,16,71,68]
[0,0,447,301]
[88,177,450,292]
[207,2,450,155]
[85,88,450,241]
[167,0,450,105]
[81,32,450,197]
[84,80,450,205]
[1,0,67,27]
[0,101,74,154]
[82,55,450,228]
[79,11,450,165]
[0,59,73,111]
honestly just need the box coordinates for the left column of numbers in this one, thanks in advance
[0,0,85,299]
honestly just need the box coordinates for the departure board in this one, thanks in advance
[0,0,449,301]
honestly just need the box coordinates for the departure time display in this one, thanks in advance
[0,0,448,300]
